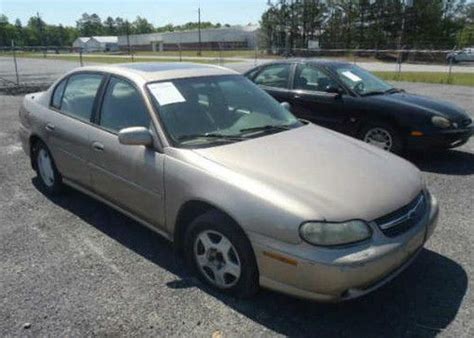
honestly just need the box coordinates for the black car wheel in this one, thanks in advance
[33,141,63,195]
[359,123,403,154]
[184,210,259,298]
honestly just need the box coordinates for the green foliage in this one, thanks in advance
[260,0,472,50]
[0,12,228,47]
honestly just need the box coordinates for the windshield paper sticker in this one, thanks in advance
[148,82,186,106]
[341,71,362,82]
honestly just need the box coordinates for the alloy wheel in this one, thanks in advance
[37,148,55,187]
[363,127,393,151]
[193,230,242,289]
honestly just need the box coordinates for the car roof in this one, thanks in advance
[75,62,238,84]
[257,58,352,68]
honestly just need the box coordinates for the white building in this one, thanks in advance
[72,37,89,51]
[84,36,119,52]
[118,25,259,51]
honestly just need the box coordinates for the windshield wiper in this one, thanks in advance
[385,87,404,94]
[178,133,244,142]
[361,91,386,96]
[240,124,292,134]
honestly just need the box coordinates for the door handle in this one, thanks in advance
[45,123,55,132]
[92,142,104,152]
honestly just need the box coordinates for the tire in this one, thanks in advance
[358,122,403,154]
[33,141,63,195]
[184,210,259,298]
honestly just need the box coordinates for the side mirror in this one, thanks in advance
[280,101,291,111]
[118,127,153,147]
[325,85,343,96]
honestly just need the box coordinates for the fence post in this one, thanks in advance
[131,46,134,62]
[218,43,223,66]
[11,40,20,85]
[179,44,182,62]
[79,48,83,67]
[396,50,402,77]
[447,54,453,84]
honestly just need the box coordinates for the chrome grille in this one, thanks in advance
[374,193,427,237]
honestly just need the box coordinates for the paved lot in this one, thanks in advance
[1,80,473,336]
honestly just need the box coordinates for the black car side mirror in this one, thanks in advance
[325,85,344,97]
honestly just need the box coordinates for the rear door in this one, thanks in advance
[45,72,104,187]
[252,63,293,103]
[288,63,348,132]
[87,75,166,228]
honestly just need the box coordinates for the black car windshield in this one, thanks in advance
[333,64,393,96]
[147,75,302,147]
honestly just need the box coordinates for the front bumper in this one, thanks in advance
[250,193,439,302]
[405,125,474,150]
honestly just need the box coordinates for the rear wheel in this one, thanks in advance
[184,210,259,298]
[359,122,403,154]
[33,141,63,195]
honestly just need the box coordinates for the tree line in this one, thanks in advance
[260,0,474,51]
[0,13,228,47]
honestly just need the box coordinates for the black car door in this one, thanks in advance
[252,63,293,103]
[288,63,349,133]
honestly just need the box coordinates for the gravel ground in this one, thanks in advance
[1,56,473,88]
[0,81,473,336]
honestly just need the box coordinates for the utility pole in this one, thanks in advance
[198,6,202,56]
[126,20,131,54]
[37,12,46,57]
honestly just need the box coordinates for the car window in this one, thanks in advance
[245,67,260,80]
[100,77,150,132]
[61,73,103,121]
[51,79,67,109]
[253,64,291,89]
[294,64,339,92]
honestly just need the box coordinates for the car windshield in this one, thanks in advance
[147,75,302,147]
[333,64,393,96]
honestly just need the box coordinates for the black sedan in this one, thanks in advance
[244,60,473,153]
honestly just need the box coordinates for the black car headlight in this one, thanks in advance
[431,116,451,128]
[299,220,372,246]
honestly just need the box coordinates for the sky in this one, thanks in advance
[0,0,269,27]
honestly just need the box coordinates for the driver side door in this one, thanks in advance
[288,64,348,132]
[87,75,166,229]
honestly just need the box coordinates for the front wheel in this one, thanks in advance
[359,123,403,154]
[184,210,259,298]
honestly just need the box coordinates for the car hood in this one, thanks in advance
[193,124,423,222]
[367,92,470,121]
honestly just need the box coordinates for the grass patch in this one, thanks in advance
[373,71,474,87]
[1,52,236,64]
[135,49,269,58]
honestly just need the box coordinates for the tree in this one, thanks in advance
[103,17,116,35]
[133,16,154,34]
[260,0,470,51]
[76,13,103,36]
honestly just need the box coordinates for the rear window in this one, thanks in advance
[60,73,103,121]
[51,79,67,109]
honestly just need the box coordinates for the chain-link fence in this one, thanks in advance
[1,43,473,94]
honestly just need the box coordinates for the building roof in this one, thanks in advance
[73,37,89,43]
[90,36,118,43]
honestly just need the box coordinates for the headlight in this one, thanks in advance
[299,220,372,246]
[431,116,451,128]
